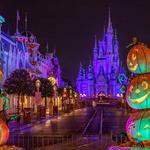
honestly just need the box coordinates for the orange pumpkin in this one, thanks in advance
[126,110,150,144]
[0,68,3,80]
[0,118,9,145]
[127,43,150,74]
[126,74,150,109]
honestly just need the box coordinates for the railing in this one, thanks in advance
[8,134,74,150]
[7,131,124,150]
[7,133,118,150]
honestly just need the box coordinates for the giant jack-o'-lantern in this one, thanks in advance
[126,110,150,144]
[126,74,150,109]
[0,118,9,145]
[127,43,150,74]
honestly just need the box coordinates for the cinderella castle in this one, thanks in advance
[76,11,124,98]
[0,13,62,87]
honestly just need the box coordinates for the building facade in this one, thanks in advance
[0,30,62,87]
[76,12,123,98]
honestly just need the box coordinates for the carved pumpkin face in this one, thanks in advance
[0,118,9,145]
[126,110,150,143]
[126,74,150,109]
[127,44,150,74]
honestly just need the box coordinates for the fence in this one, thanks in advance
[7,134,118,150]
[7,131,123,150]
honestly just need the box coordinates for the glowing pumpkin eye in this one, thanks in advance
[132,53,136,60]
[135,48,139,52]
[142,81,149,90]
[135,88,141,94]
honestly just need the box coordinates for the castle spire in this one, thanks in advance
[114,29,117,39]
[53,47,56,56]
[46,42,49,53]
[107,8,113,33]
[25,12,28,31]
[93,34,98,60]
[15,10,20,35]
[102,26,106,40]
[108,8,111,27]
[94,34,97,49]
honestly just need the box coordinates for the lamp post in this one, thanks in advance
[53,85,57,106]
[48,77,58,115]
[53,85,58,114]
[35,80,42,117]
[35,79,41,92]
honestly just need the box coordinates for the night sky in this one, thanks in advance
[1,0,150,85]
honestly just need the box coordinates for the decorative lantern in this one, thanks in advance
[127,43,150,74]
[126,110,150,144]
[126,74,150,109]
[0,118,9,145]
[48,77,56,86]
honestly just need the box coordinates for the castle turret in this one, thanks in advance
[87,63,94,97]
[87,63,94,80]
[77,63,86,81]
[76,63,87,95]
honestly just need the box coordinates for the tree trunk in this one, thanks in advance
[21,95,24,112]
[17,94,19,114]
[45,96,47,108]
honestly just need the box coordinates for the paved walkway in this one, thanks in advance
[8,113,62,133]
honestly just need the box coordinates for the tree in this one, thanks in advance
[36,77,54,107]
[3,69,32,114]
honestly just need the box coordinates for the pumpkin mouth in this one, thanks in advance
[129,92,150,104]
[129,63,138,71]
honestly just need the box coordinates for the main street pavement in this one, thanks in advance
[8,103,129,150]
[12,107,95,135]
